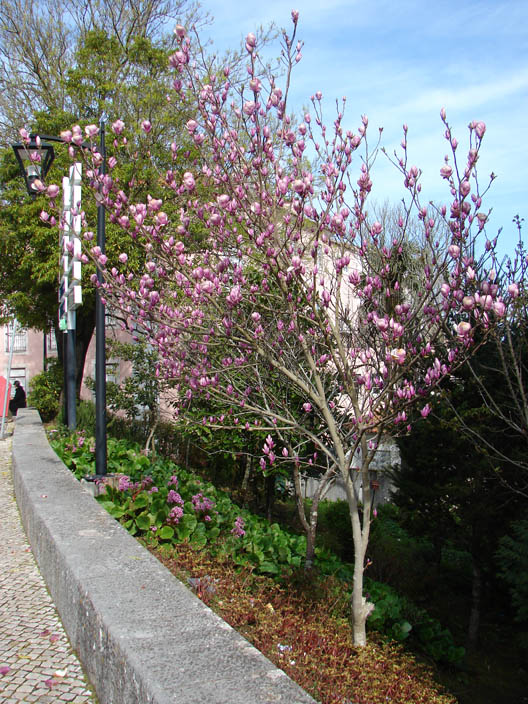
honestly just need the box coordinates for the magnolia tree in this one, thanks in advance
[31,12,517,646]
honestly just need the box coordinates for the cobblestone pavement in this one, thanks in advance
[0,427,97,704]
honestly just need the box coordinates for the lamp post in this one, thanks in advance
[12,125,107,475]
[95,116,107,476]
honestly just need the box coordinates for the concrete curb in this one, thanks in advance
[12,410,317,704]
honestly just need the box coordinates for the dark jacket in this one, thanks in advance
[9,384,26,415]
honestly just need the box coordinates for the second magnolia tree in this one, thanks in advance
[36,12,519,646]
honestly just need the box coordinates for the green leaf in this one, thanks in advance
[131,494,149,510]
[158,525,175,540]
[176,513,197,540]
[392,621,412,641]
[135,513,151,531]
[98,500,116,512]
[258,561,279,575]
[109,505,126,519]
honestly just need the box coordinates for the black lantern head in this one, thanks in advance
[12,137,55,197]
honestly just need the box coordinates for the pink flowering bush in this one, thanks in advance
[42,13,520,646]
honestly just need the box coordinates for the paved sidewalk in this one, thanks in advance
[0,428,97,704]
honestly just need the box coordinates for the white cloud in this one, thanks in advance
[198,0,528,253]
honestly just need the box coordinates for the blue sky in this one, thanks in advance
[199,0,527,259]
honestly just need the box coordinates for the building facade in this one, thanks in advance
[0,322,58,400]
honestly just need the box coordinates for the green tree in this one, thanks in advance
[0,0,203,389]
[102,339,161,453]
[0,0,201,141]
[0,0,276,390]
[392,356,524,650]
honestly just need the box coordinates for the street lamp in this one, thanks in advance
[12,123,107,475]
[12,135,78,431]
[12,138,55,197]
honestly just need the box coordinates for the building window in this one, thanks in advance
[5,324,27,353]
[106,359,119,385]
[9,368,27,390]
[46,331,57,351]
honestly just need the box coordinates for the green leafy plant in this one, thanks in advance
[27,359,63,422]
[50,430,464,666]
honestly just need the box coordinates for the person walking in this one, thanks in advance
[9,380,26,416]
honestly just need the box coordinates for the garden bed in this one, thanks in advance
[51,429,459,704]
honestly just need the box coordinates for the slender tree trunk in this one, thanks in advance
[74,305,96,396]
[467,559,482,651]
[344,462,375,646]
[241,453,252,507]
[265,474,274,522]
[185,437,191,468]
[144,413,159,455]
[293,465,313,567]
[292,464,336,571]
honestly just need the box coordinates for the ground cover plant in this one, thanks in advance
[50,427,466,702]
[152,542,457,704]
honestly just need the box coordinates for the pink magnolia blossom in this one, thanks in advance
[84,124,99,139]
[474,121,486,138]
[112,119,125,135]
[508,283,519,298]
[493,300,506,317]
[390,348,406,365]
[182,172,195,191]
[226,285,242,306]
[420,404,432,418]
[457,321,472,338]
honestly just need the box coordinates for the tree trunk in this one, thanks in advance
[265,474,274,522]
[185,437,191,468]
[467,559,482,651]
[344,462,375,647]
[75,306,96,396]
[53,306,95,398]
[241,453,252,507]
[292,463,336,571]
[144,413,159,456]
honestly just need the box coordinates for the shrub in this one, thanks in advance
[315,499,355,562]
[367,504,435,598]
[496,519,528,623]
[27,359,63,422]
[75,399,97,435]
